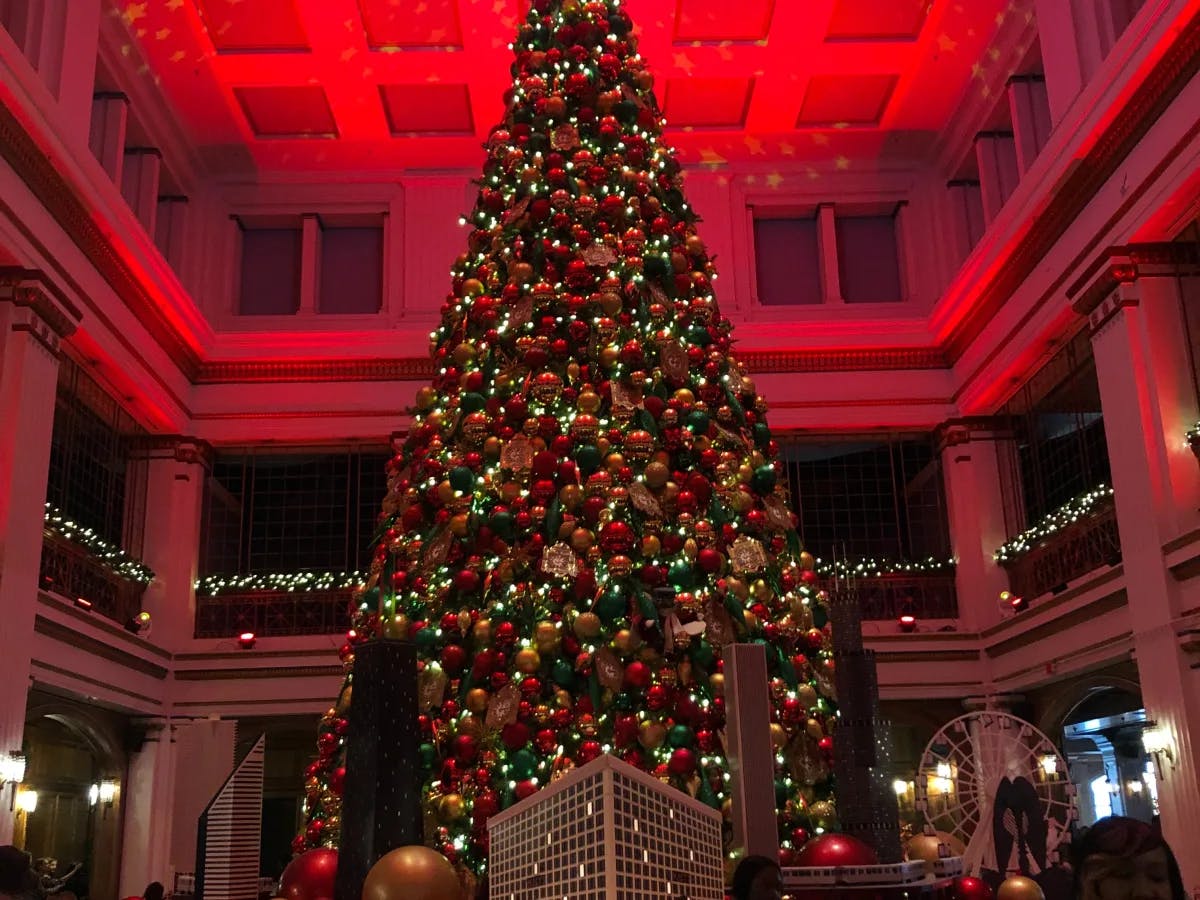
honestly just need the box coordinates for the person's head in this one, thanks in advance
[1073,816,1185,900]
[0,846,33,895]
[142,882,164,900]
[731,855,783,900]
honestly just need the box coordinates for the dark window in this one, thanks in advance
[238,225,302,315]
[45,358,147,553]
[778,434,950,562]
[836,213,903,303]
[754,217,822,305]
[1176,221,1200,407]
[201,447,390,575]
[999,331,1112,533]
[319,225,384,314]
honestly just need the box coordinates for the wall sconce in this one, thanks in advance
[237,631,257,650]
[1142,726,1176,771]
[1039,754,1059,777]
[1001,591,1028,613]
[1127,780,1144,794]
[125,611,151,635]
[90,780,118,815]
[0,750,26,810]
[15,789,37,814]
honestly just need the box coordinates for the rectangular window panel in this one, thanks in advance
[238,226,302,315]
[836,213,903,303]
[753,217,822,305]
[319,225,384,314]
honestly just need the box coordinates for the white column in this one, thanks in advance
[725,643,779,859]
[119,720,179,898]
[121,148,162,235]
[1074,246,1200,892]
[49,0,101,145]
[89,93,128,185]
[1033,0,1094,125]
[0,269,81,844]
[1007,75,1053,174]
[816,203,842,304]
[155,196,190,275]
[974,133,1021,225]
[937,420,1012,631]
[300,213,321,315]
[946,180,985,267]
[137,439,209,653]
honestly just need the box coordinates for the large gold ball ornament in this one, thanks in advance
[514,647,541,674]
[997,876,1044,900]
[638,720,667,749]
[613,628,641,654]
[644,461,670,489]
[465,688,490,714]
[709,672,725,696]
[472,619,492,645]
[795,685,817,709]
[769,723,787,749]
[805,718,824,739]
[574,611,602,639]
[362,845,463,900]
[438,793,466,824]
[641,535,661,557]
[905,834,943,873]
[535,621,559,651]
[578,389,602,413]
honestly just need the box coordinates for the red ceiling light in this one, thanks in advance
[237,632,258,650]
[898,613,917,633]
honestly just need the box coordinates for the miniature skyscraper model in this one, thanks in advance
[827,579,903,864]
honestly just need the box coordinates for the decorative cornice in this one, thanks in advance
[944,11,1200,361]
[33,614,169,680]
[0,266,81,340]
[933,416,1015,452]
[739,347,947,373]
[0,103,202,377]
[173,665,343,681]
[1068,242,1200,317]
[129,434,215,469]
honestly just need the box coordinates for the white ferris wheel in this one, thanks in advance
[915,711,1077,877]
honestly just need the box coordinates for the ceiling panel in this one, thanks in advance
[796,74,899,127]
[663,77,755,128]
[673,0,775,43]
[234,85,338,138]
[825,0,930,41]
[357,0,464,49]
[380,84,475,135]
[195,0,309,53]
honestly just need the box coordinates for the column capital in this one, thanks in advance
[1069,243,1200,328]
[934,417,1015,452]
[130,435,214,469]
[0,267,82,346]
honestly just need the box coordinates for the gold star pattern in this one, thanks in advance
[166,0,183,8]
[672,52,696,75]
[170,49,186,62]
[779,141,796,157]
[122,2,146,25]
[766,173,784,189]
[155,28,170,40]
[835,156,850,170]
[698,147,726,167]
[744,135,765,155]
[937,33,957,52]
[811,133,830,146]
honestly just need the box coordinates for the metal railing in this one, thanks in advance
[194,588,354,638]
[851,572,959,620]
[39,530,147,625]
[999,498,1121,600]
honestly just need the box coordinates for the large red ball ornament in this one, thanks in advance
[278,848,338,900]
[453,734,479,763]
[668,747,696,775]
[795,833,879,868]
[951,877,995,900]
[624,660,651,689]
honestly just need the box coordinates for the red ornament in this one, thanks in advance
[667,747,696,775]
[795,833,879,868]
[279,848,338,900]
[577,740,603,764]
[501,722,530,750]
[453,734,480,763]
[624,660,651,690]
[441,644,468,674]
[515,779,539,800]
[950,877,995,900]
[329,766,346,796]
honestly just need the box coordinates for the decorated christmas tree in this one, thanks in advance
[298,0,839,883]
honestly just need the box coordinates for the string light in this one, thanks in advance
[43,503,154,584]
[195,571,365,597]
[993,485,1114,562]
[815,556,956,578]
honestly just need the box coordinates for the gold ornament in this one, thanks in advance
[730,536,768,574]
[638,720,667,749]
[574,611,602,639]
[361,845,462,900]
[514,647,541,674]
[541,542,579,578]
[769,723,787,749]
[466,688,490,714]
[997,876,1045,900]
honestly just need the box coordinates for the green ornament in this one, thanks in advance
[418,742,437,769]
[668,559,695,590]
[753,422,771,448]
[415,626,440,649]
[812,604,828,629]
[685,410,710,435]
[510,748,539,779]
[689,638,715,670]
[460,392,486,413]
[575,444,602,474]
[667,724,694,748]
[449,466,475,492]
[552,658,576,688]
[687,324,711,346]
[751,464,777,494]
[490,509,516,540]
[613,691,636,711]
[595,585,627,625]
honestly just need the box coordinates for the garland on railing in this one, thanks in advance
[1187,422,1200,453]
[43,504,155,584]
[815,556,957,578]
[993,484,1115,563]
[196,571,366,597]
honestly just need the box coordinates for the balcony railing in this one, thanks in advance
[852,572,959,620]
[194,588,355,638]
[39,530,147,625]
[998,495,1121,600]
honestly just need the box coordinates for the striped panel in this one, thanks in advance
[199,734,265,900]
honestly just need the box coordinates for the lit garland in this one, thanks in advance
[195,571,366,597]
[1187,422,1200,447]
[43,503,155,584]
[816,556,957,578]
[993,485,1115,562]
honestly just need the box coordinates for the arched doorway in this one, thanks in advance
[20,695,128,900]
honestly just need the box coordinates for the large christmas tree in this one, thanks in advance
[298,0,838,881]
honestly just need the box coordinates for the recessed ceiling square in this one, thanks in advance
[674,0,775,43]
[825,0,929,40]
[663,77,754,128]
[358,0,464,49]
[234,86,338,138]
[196,0,309,52]
[380,84,474,135]
[796,74,898,127]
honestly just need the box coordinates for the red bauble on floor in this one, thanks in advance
[951,876,996,900]
[795,833,879,868]
[278,848,338,900]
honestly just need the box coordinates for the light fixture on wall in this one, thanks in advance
[73,597,93,611]
[125,611,151,635]
[90,780,118,816]
[0,750,26,810]
[1142,726,1176,772]
[1039,753,1059,777]
[237,631,257,650]
[1001,591,1028,613]
[15,789,37,814]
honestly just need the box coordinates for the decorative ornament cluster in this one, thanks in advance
[195,571,365,597]
[43,503,154,584]
[993,485,1115,563]
[298,0,839,880]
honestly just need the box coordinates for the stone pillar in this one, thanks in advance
[0,268,81,844]
[725,644,778,860]
[946,180,985,268]
[815,203,842,304]
[135,438,210,653]
[121,149,162,235]
[974,132,1021,225]
[1071,243,1200,892]
[89,93,128,185]
[300,214,320,315]
[1006,75,1053,174]
[50,0,101,145]
[936,419,1013,631]
[119,720,178,897]
[1033,0,1091,125]
[155,196,190,275]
